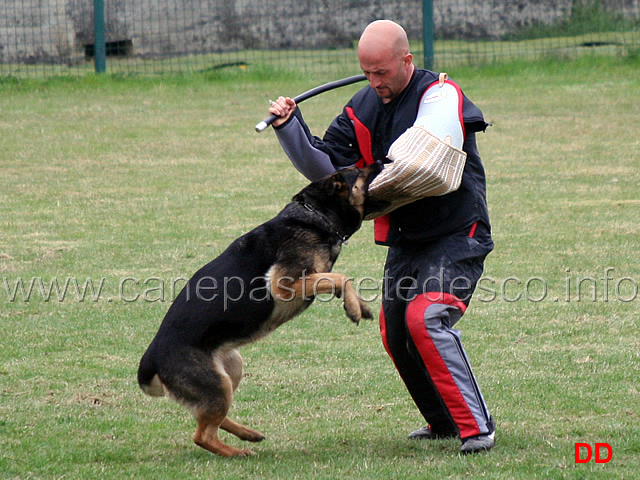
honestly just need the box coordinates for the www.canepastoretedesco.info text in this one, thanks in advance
[2,268,638,305]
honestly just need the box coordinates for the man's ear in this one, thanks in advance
[404,52,413,68]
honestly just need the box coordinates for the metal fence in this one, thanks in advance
[1,0,639,78]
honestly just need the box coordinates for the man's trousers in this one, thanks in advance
[379,221,494,439]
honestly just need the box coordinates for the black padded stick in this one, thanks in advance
[255,74,367,132]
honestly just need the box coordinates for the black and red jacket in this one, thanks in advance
[281,68,491,246]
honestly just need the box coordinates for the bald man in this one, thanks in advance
[268,20,495,454]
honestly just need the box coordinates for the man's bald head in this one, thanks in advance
[357,20,414,103]
[358,20,411,62]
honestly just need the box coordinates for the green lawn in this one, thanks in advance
[1,57,639,479]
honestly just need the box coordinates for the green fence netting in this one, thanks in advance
[1,0,638,78]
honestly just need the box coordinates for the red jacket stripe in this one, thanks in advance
[346,106,391,244]
[468,221,478,239]
[345,106,374,166]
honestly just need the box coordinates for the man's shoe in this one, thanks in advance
[460,430,495,454]
[408,426,457,440]
[408,426,433,440]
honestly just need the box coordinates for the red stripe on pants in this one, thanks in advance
[405,293,480,438]
[379,306,393,360]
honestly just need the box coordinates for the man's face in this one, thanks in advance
[359,52,413,103]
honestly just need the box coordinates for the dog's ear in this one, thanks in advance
[323,175,347,196]
[364,160,386,183]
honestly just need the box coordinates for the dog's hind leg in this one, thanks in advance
[159,347,254,457]
[191,348,263,456]
[218,348,265,443]
[222,348,244,392]
[194,415,256,457]
[221,417,265,443]
[191,366,255,457]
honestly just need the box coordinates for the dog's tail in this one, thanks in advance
[137,346,166,397]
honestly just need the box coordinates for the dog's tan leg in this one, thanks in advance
[221,348,244,392]
[281,272,372,323]
[204,348,264,444]
[221,417,265,443]
[194,417,256,457]
[192,354,256,457]
[218,348,266,443]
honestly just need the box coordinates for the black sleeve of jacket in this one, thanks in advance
[462,94,490,133]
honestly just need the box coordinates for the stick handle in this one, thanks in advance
[255,74,367,132]
[254,116,276,133]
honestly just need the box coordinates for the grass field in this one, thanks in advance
[1,56,639,479]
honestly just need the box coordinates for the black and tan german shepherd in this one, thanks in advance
[137,163,385,457]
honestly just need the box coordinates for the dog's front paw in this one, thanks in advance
[359,300,373,320]
[343,297,373,325]
[343,302,361,324]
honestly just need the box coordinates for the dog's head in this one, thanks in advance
[293,162,390,238]
[329,161,391,218]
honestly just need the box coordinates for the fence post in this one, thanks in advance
[94,0,106,73]
[422,0,434,70]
